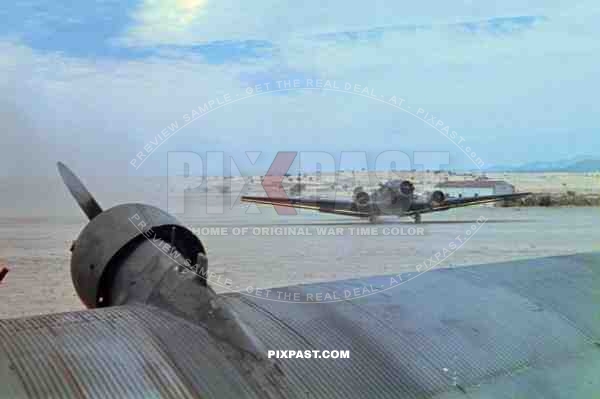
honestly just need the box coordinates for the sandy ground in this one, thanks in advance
[1,203,599,318]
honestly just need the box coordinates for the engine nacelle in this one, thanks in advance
[59,162,266,357]
[70,203,206,308]
[430,190,445,203]
[399,180,415,196]
[352,188,371,210]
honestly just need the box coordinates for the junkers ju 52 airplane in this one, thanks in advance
[1,163,599,398]
[242,179,531,223]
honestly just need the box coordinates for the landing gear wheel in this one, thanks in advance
[413,214,421,224]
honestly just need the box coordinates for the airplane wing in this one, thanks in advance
[242,192,531,219]
[0,305,284,398]
[2,253,600,398]
[405,192,531,216]
[241,195,370,218]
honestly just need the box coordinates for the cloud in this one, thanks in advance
[311,15,548,44]
[0,40,252,176]
[116,0,591,45]
[182,40,275,64]
[124,0,209,47]
[454,15,547,35]
[1,1,599,176]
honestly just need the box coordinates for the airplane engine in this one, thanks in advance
[399,180,415,195]
[430,190,445,203]
[352,188,371,210]
[58,163,207,310]
[70,203,206,309]
[59,162,270,358]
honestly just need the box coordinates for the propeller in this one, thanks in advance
[57,162,103,220]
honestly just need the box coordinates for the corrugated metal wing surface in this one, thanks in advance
[224,253,600,398]
[2,253,600,398]
[0,305,278,398]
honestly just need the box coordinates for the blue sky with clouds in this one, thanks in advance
[1,1,598,176]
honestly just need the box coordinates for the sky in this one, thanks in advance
[1,1,598,177]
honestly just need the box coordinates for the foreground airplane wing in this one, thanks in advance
[405,192,531,215]
[2,253,600,398]
[241,195,370,217]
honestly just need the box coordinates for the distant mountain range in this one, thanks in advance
[486,157,600,172]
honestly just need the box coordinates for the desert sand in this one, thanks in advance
[2,198,599,318]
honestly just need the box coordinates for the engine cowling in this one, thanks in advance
[399,180,415,196]
[59,162,266,359]
[430,190,445,203]
[352,188,371,210]
[70,203,206,308]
